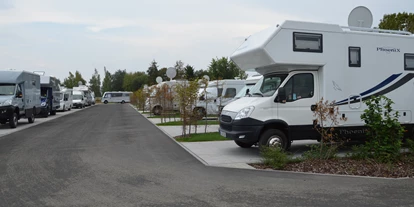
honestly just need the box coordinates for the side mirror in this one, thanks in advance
[245,89,250,96]
[16,92,23,98]
[275,87,287,103]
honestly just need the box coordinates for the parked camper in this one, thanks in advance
[0,70,41,128]
[59,88,73,111]
[219,13,414,150]
[146,80,187,115]
[102,91,132,104]
[194,79,245,117]
[39,75,60,117]
[218,75,263,112]
[72,90,86,108]
[73,85,92,106]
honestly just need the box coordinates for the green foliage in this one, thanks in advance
[147,59,159,85]
[174,60,185,79]
[310,98,347,160]
[406,139,414,154]
[63,71,86,88]
[158,67,168,81]
[174,80,200,137]
[208,57,245,80]
[184,64,196,80]
[260,146,289,170]
[123,72,148,92]
[194,69,209,79]
[358,95,405,163]
[111,69,127,91]
[89,68,102,97]
[378,12,414,33]
[101,67,112,95]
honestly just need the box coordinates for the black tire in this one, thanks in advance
[193,107,206,119]
[259,129,289,151]
[68,106,71,111]
[104,100,108,104]
[121,100,125,104]
[9,112,18,128]
[153,106,162,115]
[234,140,254,148]
[50,110,56,115]
[28,110,35,123]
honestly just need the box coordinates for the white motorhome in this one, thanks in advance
[219,10,414,150]
[102,91,132,104]
[73,85,93,106]
[194,79,246,117]
[145,80,187,115]
[72,90,86,108]
[59,87,73,111]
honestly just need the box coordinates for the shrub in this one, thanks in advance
[260,146,290,170]
[358,95,405,163]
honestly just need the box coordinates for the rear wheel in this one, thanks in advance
[50,109,56,115]
[234,140,254,148]
[193,107,206,119]
[28,109,35,123]
[259,129,290,151]
[9,112,18,128]
[153,106,162,115]
[121,100,125,104]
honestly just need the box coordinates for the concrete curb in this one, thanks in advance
[129,104,412,180]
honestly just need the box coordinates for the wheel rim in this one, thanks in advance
[267,135,282,147]
[13,115,17,125]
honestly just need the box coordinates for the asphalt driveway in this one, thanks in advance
[0,104,413,206]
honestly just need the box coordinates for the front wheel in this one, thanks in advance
[28,110,35,123]
[104,100,108,104]
[234,140,254,148]
[259,129,290,151]
[121,100,125,104]
[9,112,18,128]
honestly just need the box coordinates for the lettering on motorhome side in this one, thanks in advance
[339,129,368,135]
[376,47,401,53]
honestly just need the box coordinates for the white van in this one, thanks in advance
[59,88,73,111]
[193,79,245,117]
[72,90,86,108]
[102,91,132,104]
[219,12,414,150]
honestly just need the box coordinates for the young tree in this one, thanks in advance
[89,68,102,97]
[158,67,168,81]
[102,67,112,95]
[175,80,199,137]
[63,72,76,88]
[184,64,195,80]
[111,69,127,91]
[74,71,87,85]
[208,57,245,80]
[174,60,185,79]
[147,60,159,85]
[378,12,414,33]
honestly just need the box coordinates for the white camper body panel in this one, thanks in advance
[220,20,414,148]
[102,91,132,104]
[59,88,73,111]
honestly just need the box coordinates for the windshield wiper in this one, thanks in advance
[252,93,264,97]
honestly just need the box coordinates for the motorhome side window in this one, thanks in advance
[104,93,111,98]
[293,32,322,53]
[224,88,237,98]
[16,84,22,96]
[349,47,361,67]
[283,74,314,102]
[405,53,414,70]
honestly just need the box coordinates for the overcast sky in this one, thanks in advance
[0,0,412,82]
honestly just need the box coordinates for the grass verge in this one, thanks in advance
[157,120,219,126]
[175,132,228,142]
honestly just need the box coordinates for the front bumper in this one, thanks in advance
[0,106,14,120]
[219,117,264,144]
[73,103,83,107]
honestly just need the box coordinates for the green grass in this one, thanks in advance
[175,132,228,142]
[157,120,219,126]
[148,114,181,119]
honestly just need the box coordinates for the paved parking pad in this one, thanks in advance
[0,107,89,138]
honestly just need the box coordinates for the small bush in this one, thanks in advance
[260,146,290,170]
[358,95,405,163]
[406,139,414,154]
[302,144,339,160]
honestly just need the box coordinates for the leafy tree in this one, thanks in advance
[194,69,209,79]
[207,57,245,80]
[184,64,195,80]
[89,68,102,97]
[174,60,185,79]
[101,67,112,95]
[123,72,149,92]
[158,67,168,81]
[111,69,127,91]
[63,71,86,88]
[147,60,159,85]
[378,12,414,33]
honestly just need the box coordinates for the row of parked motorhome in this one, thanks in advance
[143,75,263,117]
[0,70,96,128]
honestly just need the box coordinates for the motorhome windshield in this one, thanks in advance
[0,84,15,95]
[249,74,288,97]
[73,95,83,100]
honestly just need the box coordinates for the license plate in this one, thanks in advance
[220,131,226,137]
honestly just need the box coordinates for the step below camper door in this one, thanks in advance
[277,72,319,139]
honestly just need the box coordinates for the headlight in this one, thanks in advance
[41,102,46,106]
[234,106,255,120]
[1,99,12,106]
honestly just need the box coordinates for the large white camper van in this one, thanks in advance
[102,91,132,104]
[219,7,414,150]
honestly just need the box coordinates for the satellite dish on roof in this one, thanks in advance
[166,67,176,79]
[203,75,210,81]
[156,76,162,84]
[348,6,373,28]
